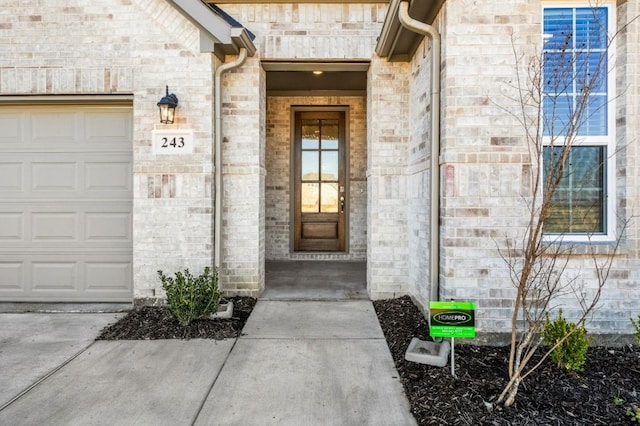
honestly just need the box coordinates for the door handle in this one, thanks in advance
[340,196,345,213]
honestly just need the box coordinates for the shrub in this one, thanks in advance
[541,309,590,372]
[630,316,640,345]
[628,405,640,423]
[158,267,220,326]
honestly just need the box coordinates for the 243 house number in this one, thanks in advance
[161,137,185,148]
[152,130,193,154]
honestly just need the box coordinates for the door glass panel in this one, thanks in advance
[302,120,319,149]
[321,120,339,149]
[321,183,339,212]
[301,151,319,180]
[301,182,319,212]
[321,151,338,181]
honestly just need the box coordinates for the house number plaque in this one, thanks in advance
[152,129,194,154]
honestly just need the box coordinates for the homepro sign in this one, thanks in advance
[429,301,476,339]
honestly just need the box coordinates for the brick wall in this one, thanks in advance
[222,3,387,61]
[427,0,640,335]
[407,40,434,305]
[219,57,265,296]
[0,0,216,301]
[367,58,411,298]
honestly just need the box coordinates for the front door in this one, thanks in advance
[293,111,346,251]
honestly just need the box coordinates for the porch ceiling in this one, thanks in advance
[263,61,369,96]
[376,0,445,61]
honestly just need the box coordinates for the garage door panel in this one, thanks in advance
[0,262,24,290]
[30,112,80,145]
[0,205,131,249]
[0,103,133,302]
[85,212,132,242]
[85,160,132,192]
[0,114,23,145]
[32,212,78,242]
[0,212,24,241]
[32,162,78,192]
[32,262,78,291]
[0,162,23,190]
[0,255,132,301]
[86,261,132,292]
[85,111,132,146]
[0,156,132,199]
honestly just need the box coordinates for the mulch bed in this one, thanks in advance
[97,294,640,424]
[96,296,256,340]
[373,296,640,425]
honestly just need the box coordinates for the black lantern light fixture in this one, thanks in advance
[157,85,178,124]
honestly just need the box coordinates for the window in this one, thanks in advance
[543,146,605,233]
[542,5,615,239]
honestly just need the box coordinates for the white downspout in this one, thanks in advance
[214,48,248,269]
[398,1,441,302]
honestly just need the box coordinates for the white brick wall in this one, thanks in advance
[427,0,640,335]
[408,40,434,305]
[0,0,216,300]
[367,58,411,298]
[218,57,265,296]
[223,3,387,60]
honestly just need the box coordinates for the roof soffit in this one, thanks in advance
[376,0,445,62]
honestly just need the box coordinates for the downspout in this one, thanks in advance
[214,47,248,269]
[398,1,441,302]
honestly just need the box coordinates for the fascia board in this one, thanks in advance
[375,0,402,57]
[231,27,257,57]
[170,0,232,45]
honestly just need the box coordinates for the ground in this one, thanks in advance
[98,295,640,425]
[373,296,640,426]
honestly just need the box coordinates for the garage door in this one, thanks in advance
[0,104,133,302]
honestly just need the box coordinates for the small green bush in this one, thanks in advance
[628,405,640,423]
[613,390,626,406]
[158,267,220,326]
[630,316,640,345]
[541,309,590,372]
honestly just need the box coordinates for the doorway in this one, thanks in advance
[293,110,347,252]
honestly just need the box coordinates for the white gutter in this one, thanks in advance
[398,1,441,302]
[214,48,248,269]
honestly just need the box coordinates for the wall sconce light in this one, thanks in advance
[157,85,179,124]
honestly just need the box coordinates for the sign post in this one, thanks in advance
[429,301,475,378]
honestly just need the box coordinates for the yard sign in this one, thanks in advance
[429,301,475,339]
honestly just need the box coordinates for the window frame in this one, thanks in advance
[541,2,617,242]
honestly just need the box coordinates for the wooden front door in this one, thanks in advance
[294,111,346,251]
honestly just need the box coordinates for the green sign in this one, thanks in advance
[429,301,476,338]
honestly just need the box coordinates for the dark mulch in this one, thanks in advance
[96,297,256,340]
[373,296,640,426]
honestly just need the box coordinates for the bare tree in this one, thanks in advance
[492,7,636,407]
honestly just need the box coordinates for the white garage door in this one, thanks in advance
[0,104,133,302]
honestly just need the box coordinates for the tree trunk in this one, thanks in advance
[504,377,521,407]
[497,375,521,407]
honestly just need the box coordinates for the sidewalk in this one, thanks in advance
[0,300,416,425]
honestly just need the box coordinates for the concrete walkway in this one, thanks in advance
[0,301,416,425]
